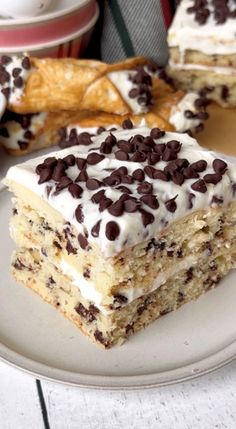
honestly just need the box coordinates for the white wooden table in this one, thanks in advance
[1,360,236,429]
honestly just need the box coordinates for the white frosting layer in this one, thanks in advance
[2,56,32,105]
[169,93,201,132]
[0,112,47,150]
[60,255,197,314]
[5,127,236,258]
[108,71,149,115]
[168,0,236,56]
[169,60,236,76]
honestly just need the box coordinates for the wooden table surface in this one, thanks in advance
[1,105,236,429]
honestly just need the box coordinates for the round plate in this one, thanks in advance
[1,149,236,389]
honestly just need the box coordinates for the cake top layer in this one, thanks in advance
[168,0,236,56]
[5,124,236,258]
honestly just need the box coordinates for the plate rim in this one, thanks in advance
[0,340,236,389]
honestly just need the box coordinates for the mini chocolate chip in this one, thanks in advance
[75,205,84,223]
[1,55,12,65]
[86,178,101,190]
[167,140,181,152]
[12,67,22,78]
[197,111,209,120]
[75,303,95,322]
[153,170,169,181]
[22,56,31,70]
[99,197,113,212]
[68,183,83,198]
[165,195,178,213]
[170,171,184,186]
[52,164,66,181]
[13,76,23,88]
[76,157,87,170]
[108,200,124,216]
[91,189,105,204]
[137,182,153,194]
[18,141,29,150]
[188,192,195,209]
[140,209,155,227]
[117,140,132,153]
[105,133,117,145]
[147,152,160,165]
[131,151,147,162]
[121,175,133,184]
[122,119,133,129]
[1,87,10,99]
[105,221,120,240]
[191,160,207,172]
[78,132,92,145]
[124,198,139,212]
[100,141,112,154]
[115,150,129,161]
[97,126,106,135]
[0,70,10,84]
[129,88,139,98]
[78,233,88,250]
[87,153,105,165]
[91,220,101,237]
[162,148,177,162]
[140,195,159,209]
[63,154,75,167]
[143,136,155,147]
[66,240,77,255]
[213,159,227,174]
[103,175,121,186]
[76,169,88,182]
[55,176,72,193]
[144,165,156,178]
[150,128,165,139]
[191,179,207,193]
[132,169,145,181]
[117,185,132,193]
[38,168,52,184]
[23,130,33,140]
[204,173,222,184]
[183,167,199,179]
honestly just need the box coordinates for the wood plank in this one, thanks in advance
[41,360,236,429]
[0,361,44,429]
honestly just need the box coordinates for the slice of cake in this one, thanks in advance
[168,0,236,107]
[4,124,236,348]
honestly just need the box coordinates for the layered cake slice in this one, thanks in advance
[4,124,236,347]
[168,0,236,106]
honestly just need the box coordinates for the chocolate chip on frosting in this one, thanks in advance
[122,119,133,129]
[191,179,207,193]
[22,56,31,70]
[213,159,227,174]
[75,204,84,223]
[139,208,155,227]
[68,183,83,198]
[86,178,102,190]
[165,196,178,213]
[87,152,105,165]
[77,132,92,146]
[115,150,129,161]
[91,189,105,204]
[124,198,140,212]
[204,173,222,185]
[105,221,120,240]
[91,220,101,237]
[132,169,145,182]
[137,182,153,194]
[190,160,207,172]
[150,128,165,139]
[108,200,124,216]
[140,194,159,209]
[78,233,89,250]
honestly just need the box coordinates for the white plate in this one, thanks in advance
[1,148,236,389]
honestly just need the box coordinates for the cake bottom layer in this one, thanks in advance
[12,244,236,348]
[167,67,236,107]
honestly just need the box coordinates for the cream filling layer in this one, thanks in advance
[169,60,236,76]
[59,255,197,315]
[108,71,149,115]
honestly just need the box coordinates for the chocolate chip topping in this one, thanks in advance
[165,196,178,213]
[87,153,105,165]
[75,205,84,223]
[213,159,227,174]
[68,183,83,198]
[78,233,89,250]
[91,220,101,237]
[105,221,120,240]
[122,119,133,129]
[22,56,31,70]
[191,179,207,193]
